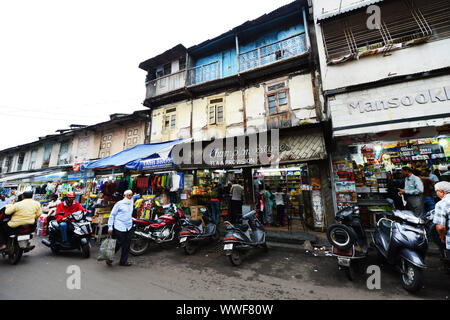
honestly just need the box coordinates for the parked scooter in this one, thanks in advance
[372,204,428,292]
[223,209,267,266]
[179,207,220,255]
[0,208,36,265]
[130,203,186,256]
[42,211,93,258]
[327,206,369,280]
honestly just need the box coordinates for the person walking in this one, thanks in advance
[230,180,244,224]
[398,167,424,217]
[261,187,274,225]
[431,181,450,271]
[273,187,287,227]
[107,190,134,267]
[210,183,221,225]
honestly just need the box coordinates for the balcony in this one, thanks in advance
[187,61,221,86]
[145,70,187,99]
[239,33,307,72]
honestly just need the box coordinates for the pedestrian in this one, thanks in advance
[387,170,405,210]
[273,187,286,227]
[107,190,134,267]
[261,186,274,225]
[0,194,11,210]
[210,183,221,225]
[398,167,424,217]
[425,168,439,183]
[431,181,450,269]
[47,193,61,217]
[230,180,244,224]
[418,169,436,214]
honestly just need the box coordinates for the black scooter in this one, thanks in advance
[223,209,267,266]
[179,207,220,255]
[42,211,93,258]
[373,207,428,292]
[327,206,369,280]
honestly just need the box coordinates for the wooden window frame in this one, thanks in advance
[265,80,290,116]
[164,107,177,131]
[208,97,225,125]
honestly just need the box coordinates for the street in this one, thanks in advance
[0,237,448,300]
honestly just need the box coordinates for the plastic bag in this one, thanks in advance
[97,236,116,261]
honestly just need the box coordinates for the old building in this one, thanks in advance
[139,0,333,230]
[312,0,450,224]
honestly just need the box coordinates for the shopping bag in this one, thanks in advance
[97,237,117,261]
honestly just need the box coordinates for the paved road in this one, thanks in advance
[0,237,448,300]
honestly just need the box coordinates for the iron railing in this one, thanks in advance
[239,33,307,72]
[187,60,220,86]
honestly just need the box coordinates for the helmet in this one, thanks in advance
[67,192,76,198]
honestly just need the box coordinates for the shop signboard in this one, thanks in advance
[330,75,450,137]
[138,157,173,171]
[31,171,68,182]
[67,171,95,181]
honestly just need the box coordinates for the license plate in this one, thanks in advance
[180,237,187,243]
[224,244,233,250]
[17,235,30,241]
[337,257,351,267]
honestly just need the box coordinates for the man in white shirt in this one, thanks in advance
[0,194,11,210]
[230,181,244,224]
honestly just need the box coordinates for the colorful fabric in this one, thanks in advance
[97,237,117,261]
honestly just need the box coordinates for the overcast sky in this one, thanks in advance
[0,0,294,150]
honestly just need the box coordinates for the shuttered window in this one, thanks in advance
[208,98,225,125]
[322,0,450,64]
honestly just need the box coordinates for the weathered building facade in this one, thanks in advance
[312,0,450,219]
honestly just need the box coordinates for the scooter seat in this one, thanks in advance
[189,220,202,226]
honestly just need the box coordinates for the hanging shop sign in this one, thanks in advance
[330,75,450,137]
[31,171,68,182]
[138,157,174,171]
[67,171,95,181]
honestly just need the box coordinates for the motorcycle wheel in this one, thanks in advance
[401,260,424,293]
[344,265,355,281]
[9,242,23,265]
[184,241,197,255]
[211,229,220,242]
[81,244,90,259]
[228,250,243,266]
[130,236,149,256]
[262,242,269,253]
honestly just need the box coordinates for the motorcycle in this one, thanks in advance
[372,208,428,292]
[130,203,186,256]
[326,206,369,280]
[179,207,220,255]
[0,208,36,265]
[42,211,93,258]
[223,209,267,266]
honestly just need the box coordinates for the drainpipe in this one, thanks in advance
[235,34,240,74]
[302,7,311,52]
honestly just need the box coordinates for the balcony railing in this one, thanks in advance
[239,33,307,72]
[187,61,220,86]
[145,70,187,99]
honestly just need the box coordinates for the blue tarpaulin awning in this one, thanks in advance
[82,139,188,171]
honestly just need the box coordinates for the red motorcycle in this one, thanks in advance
[129,203,186,256]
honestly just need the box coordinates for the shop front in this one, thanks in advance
[175,125,331,232]
[329,75,450,228]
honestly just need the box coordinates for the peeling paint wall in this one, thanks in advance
[151,101,191,143]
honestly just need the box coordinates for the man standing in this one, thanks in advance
[230,180,244,224]
[398,167,424,217]
[0,194,11,210]
[107,190,134,267]
[432,181,450,270]
[418,169,436,214]
[0,191,41,251]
